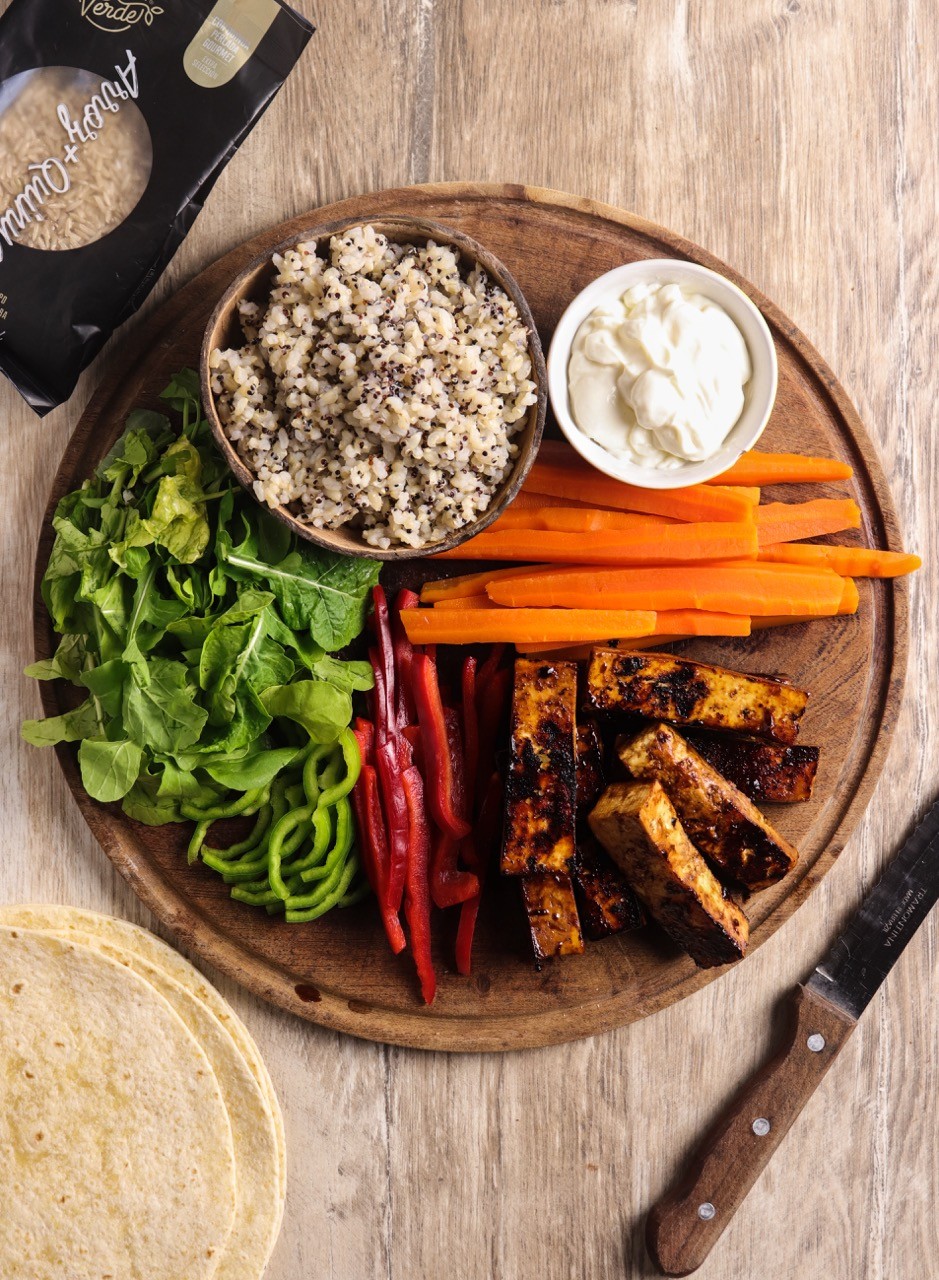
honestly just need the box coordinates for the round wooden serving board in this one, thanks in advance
[35,183,908,1052]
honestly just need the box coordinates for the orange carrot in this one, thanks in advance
[754,499,861,546]
[651,610,751,636]
[838,577,860,614]
[420,565,553,604]
[400,608,658,646]
[709,485,760,505]
[752,583,859,627]
[707,451,854,486]
[433,595,502,610]
[507,489,604,512]
[514,640,596,660]
[487,562,846,617]
[432,521,759,565]
[759,542,921,578]
[485,506,679,534]
[523,459,754,523]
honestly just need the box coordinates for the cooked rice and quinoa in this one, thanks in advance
[209,224,538,549]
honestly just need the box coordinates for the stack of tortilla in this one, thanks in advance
[0,905,285,1280]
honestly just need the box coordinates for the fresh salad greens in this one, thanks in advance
[23,370,380,919]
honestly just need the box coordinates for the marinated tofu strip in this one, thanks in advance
[573,837,645,940]
[617,723,800,891]
[501,659,578,876]
[686,734,819,803]
[520,873,585,960]
[588,781,749,968]
[585,649,808,745]
[569,723,644,939]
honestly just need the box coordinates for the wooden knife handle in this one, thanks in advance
[646,983,857,1276]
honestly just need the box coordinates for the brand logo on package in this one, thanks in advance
[80,0,164,33]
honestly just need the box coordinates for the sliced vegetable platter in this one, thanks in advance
[32,183,908,1051]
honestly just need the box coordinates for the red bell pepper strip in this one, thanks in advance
[359,764,406,954]
[461,657,479,815]
[371,586,397,740]
[455,770,503,976]
[401,724,423,771]
[411,652,471,841]
[476,643,506,698]
[402,765,436,1004]
[429,709,479,909]
[476,665,510,785]
[376,737,410,916]
[391,589,420,726]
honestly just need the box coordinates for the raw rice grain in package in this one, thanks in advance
[0,0,313,414]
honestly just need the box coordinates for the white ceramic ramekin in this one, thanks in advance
[546,258,778,489]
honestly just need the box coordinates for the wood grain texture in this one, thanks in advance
[1,1,937,1277]
[34,183,906,1051]
[647,985,858,1275]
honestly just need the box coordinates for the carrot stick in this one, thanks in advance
[400,608,658,645]
[652,610,751,636]
[487,562,846,617]
[709,485,760,505]
[433,595,502,610]
[485,506,679,534]
[754,499,861,546]
[759,542,921,577]
[523,459,754,523]
[431,520,759,565]
[507,489,604,511]
[514,642,597,658]
[420,565,550,604]
[518,633,705,658]
[706,451,854,486]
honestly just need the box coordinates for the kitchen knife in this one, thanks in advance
[646,795,939,1276]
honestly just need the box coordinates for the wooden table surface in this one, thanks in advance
[2,3,936,1276]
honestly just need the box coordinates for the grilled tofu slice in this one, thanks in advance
[575,722,605,817]
[520,874,585,960]
[617,723,799,890]
[687,734,819,803]
[588,781,749,968]
[501,659,578,876]
[585,649,808,745]
[573,837,645,939]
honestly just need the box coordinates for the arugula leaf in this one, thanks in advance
[25,370,381,831]
[143,441,210,564]
[310,655,374,693]
[25,633,88,682]
[221,538,380,650]
[205,746,301,791]
[123,658,208,754]
[22,699,101,746]
[199,613,294,724]
[261,681,352,743]
[78,739,144,802]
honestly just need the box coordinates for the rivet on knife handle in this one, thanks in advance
[645,984,857,1277]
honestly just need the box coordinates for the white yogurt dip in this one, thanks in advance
[567,281,752,470]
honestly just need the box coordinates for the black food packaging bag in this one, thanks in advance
[0,0,313,414]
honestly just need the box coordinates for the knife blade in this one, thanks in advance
[646,796,939,1277]
[807,795,939,1018]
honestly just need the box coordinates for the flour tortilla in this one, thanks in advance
[0,905,287,1278]
[0,904,286,1201]
[0,926,236,1280]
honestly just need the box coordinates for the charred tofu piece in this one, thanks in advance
[585,649,808,745]
[687,734,819,803]
[520,874,585,960]
[617,723,799,891]
[501,659,578,876]
[588,781,749,968]
[573,837,645,939]
[575,722,606,817]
